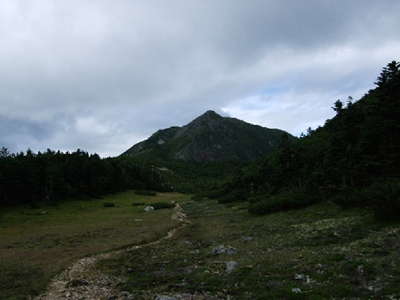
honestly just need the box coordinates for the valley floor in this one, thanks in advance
[0,191,188,299]
[98,199,400,299]
[1,194,400,299]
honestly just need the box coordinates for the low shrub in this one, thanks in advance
[151,202,175,210]
[132,202,146,206]
[218,189,248,204]
[135,190,157,196]
[205,189,227,199]
[329,181,400,220]
[103,202,115,207]
[248,191,318,215]
[369,181,400,220]
[330,188,369,208]
[191,195,204,201]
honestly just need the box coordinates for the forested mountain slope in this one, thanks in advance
[211,61,400,218]
[122,110,292,162]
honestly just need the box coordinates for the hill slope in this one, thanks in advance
[122,110,292,162]
[213,60,400,217]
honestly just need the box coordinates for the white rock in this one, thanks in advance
[294,274,305,280]
[226,261,238,273]
[155,296,178,300]
[144,206,154,212]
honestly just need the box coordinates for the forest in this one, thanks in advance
[0,148,168,207]
[204,60,400,219]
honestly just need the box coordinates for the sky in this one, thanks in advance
[0,1,399,157]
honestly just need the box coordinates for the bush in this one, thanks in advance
[191,194,204,201]
[329,181,400,220]
[330,188,367,208]
[151,202,175,210]
[217,189,248,204]
[103,202,115,207]
[205,188,227,199]
[135,190,157,196]
[132,202,146,206]
[248,191,317,215]
[370,181,400,220]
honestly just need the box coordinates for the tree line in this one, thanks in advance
[0,148,168,207]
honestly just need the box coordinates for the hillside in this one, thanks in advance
[122,110,292,162]
[211,60,400,218]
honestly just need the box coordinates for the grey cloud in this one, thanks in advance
[0,1,399,156]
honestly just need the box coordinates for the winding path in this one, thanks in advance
[35,203,189,300]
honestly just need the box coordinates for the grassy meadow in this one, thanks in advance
[98,199,400,299]
[0,191,188,300]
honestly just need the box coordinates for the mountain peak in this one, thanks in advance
[198,110,222,119]
[203,110,220,116]
[190,110,222,125]
[122,111,293,162]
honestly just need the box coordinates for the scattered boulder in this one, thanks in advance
[155,296,178,300]
[292,288,302,294]
[241,236,253,242]
[294,273,312,284]
[144,206,155,212]
[225,261,238,273]
[211,245,237,255]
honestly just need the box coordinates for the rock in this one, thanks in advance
[292,288,302,294]
[295,273,312,284]
[241,236,253,242]
[155,296,178,300]
[357,265,364,275]
[66,279,89,288]
[119,291,134,299]
[183,266,194,274]
[211,245,237,255]
[225,261,238,273]
[144,206,155,212]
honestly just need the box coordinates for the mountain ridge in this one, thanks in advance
[122,110,293,162]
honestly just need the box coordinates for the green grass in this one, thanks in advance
[0,191,188,300]
[98,199,400,299]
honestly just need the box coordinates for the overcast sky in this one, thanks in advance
[0,1,399,157]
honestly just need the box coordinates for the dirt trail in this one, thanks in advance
[35,204,189,300]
